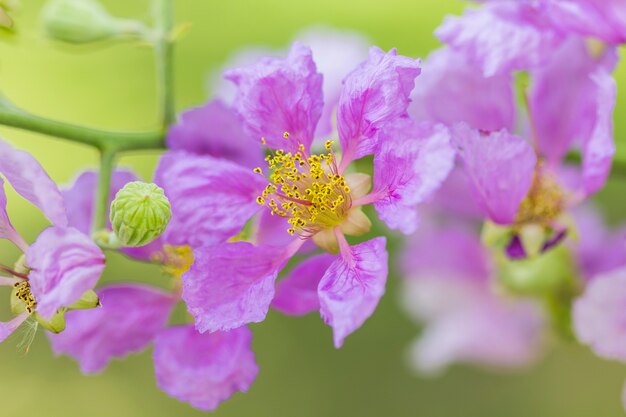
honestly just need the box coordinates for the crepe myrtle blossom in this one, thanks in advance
[54,169,258,411]
[450,37,617,260]
[0,139,104,341]
[436,0,626,77]
[401,225,545,373]
[168,42,454,348]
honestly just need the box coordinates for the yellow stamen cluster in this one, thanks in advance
[515,169,564,226]
[254,137,351,236]
[14,280,36,313]
[159,245,194,279]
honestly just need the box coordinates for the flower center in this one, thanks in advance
[159,245,194,279]
[515,169,564,226]
[14,280,36,313]
[255,138,352,236]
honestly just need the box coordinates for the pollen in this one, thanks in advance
[160,245,194,279]
[14,280,36,314]
[515,169,564,226]
[255,140,351,236]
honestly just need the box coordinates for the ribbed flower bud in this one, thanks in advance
[110,181,171,247]
[41,0,147,44]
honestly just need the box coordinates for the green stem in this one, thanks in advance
[93,149,115,232]
[153,0,175,128]
[0,105,164,152]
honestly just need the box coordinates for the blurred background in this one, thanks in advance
[0,1,626,416]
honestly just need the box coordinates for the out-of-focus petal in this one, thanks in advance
[529,37,617,168]
[182,242,286,333]
[436,2,563,76]
[451,123,537,225]
[372,120,455,234]
[154,151,266,248]
[574,268,626,361]
[166,100,264,168]
[410,47,515,131]
[337,47,421,165]
[0,312,28,343]
[547,0,626,44]
[410,301,543,373]
[0,178,27,251]
[153,325,258,412]
[26,227,105,320]
[318,237,388,348]
[0,139,67,226]
[48,284,175,373]
[225,42,323,153]
[272,253,336,316]
[581,69,617,195]
[62,169,138,235]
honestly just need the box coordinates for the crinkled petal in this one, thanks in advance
[26,227,105,320]
[547,0,626,44]
[182,242,286,333]
[0,139,67,226]
[410,47,515,132]
[48,284,175,373]
[225,42,323,153]
[166,99,264,168]
[436,2,563,76]
[529,37,617,166]
[373,120,455,234]
[0,312,28,343]
[153,325,258,411]
[272,254,336,316]
[410,301,543,373]
[62,169,138,235]
[581,69,617,195]
[337,47,421,165]
[0,178,27,251]
[154,151,266,248]
[318,237,388,348]
[574,268,626,361]
[451,123,537,225]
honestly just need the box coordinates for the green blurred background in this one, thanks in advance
[1,1,626,416]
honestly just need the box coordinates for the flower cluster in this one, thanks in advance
[2,0,626,413]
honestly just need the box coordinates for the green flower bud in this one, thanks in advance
[41,0,147,44]
[110,181,171,247]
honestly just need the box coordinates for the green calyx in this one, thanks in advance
[110,181,171,247]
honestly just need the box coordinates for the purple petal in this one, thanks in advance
[373,120,455,234]
[295,26,371,138]
[153,325,258,411]
[26,227,105,320]
[182,242,286,333]
[0,313,28,343]
[226,42,323,153]
[63,169,139,235]
[547,0,626,44]
[166,99,264,168]
[529,37,617,167]
[410,301,543,373]
[48,284,175,373]
[436,1,563,76]
[318,237,388,348]
[574,268,626,361]
[0,178,27,251]
[0,139,67,226]
[337,47,421,165]
[154,151,266,248]
[272,254,336,316]
[451,123,537,225]
[410,47,515,132]
[581,69,617,195]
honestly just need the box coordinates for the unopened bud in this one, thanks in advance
[110,181,171,247]
[41,0,147,44]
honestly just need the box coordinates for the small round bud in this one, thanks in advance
[110,181,171,247]
[41,0,147,44]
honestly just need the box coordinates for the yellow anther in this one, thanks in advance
[283,132,290,139]
[256,196,265,205]
[261,137,267,145]
[325,140,334,150]
[253,167,262,174]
